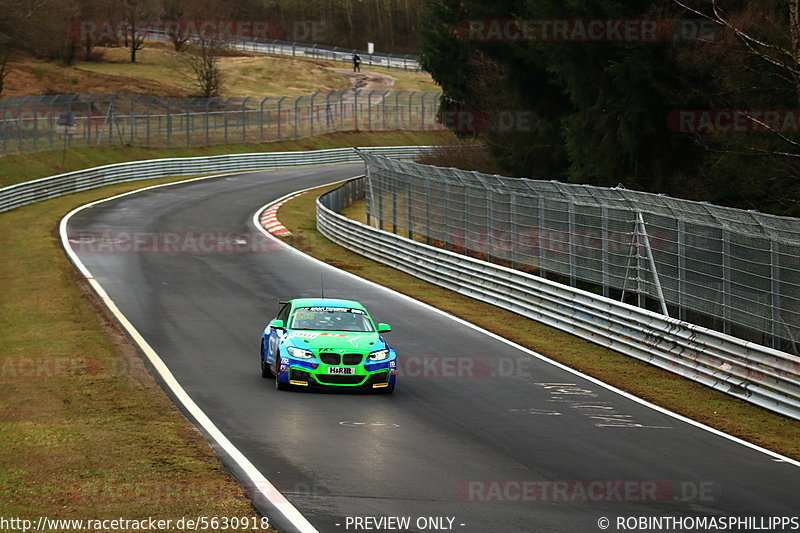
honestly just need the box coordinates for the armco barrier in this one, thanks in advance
[317,178,800,421]
[0,146,432,214]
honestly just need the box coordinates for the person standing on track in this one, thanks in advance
[352,52,362,72]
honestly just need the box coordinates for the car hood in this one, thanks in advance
[285,330,385,352]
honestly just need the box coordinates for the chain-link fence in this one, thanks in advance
[360,152,800,354]
[0,91,442,155]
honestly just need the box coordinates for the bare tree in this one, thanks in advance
[673,0,800,104]
[124,0,156,63]
[77,0,117,60]
[182,38,224,97]
[162,0,189,52]
[0,49,9,98]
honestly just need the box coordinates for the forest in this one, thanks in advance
[421,0,800,217]
[0,0,427,63]
[3,0,799,216]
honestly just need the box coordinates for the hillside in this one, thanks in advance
[1,41,438,99]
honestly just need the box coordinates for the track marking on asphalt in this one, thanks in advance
[339,421,400,428]
[509,408,562,416]
[253,190,800,468]
[536,382,672,429]
[60,168,359,533]
[258,192,305,237]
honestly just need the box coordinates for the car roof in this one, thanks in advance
[289,298,367,310]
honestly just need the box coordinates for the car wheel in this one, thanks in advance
[261,341,274,378]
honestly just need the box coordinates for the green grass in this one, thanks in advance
[70,41,437,98]
[76,44,351,98]
[277,188,800,461]
[0,130,454,189]
[0,175,273,528]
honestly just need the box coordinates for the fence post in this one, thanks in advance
[166,99,172,147]
[32,97,39,152]
[407,177,413,240]
[310,92,317,137]
[260,97,268,141]
[354,90,360,131]
[130,94,140,145]
[204,99,211,145]
[637,211,670,316]
[1,102,7,153]
[46,97,56,150]
[325,92,332,132]
[421,92,428,130]
[242,97,250,142]
[394,90,404,129]
[510,193,517,269]
[677,219,686,322]
[407,92,414,129]
[722,227,732,334]
[185,98,191,146]
[771,239,782,350]
[367,91,373,131]
[17,96,27,153]
[538,196,547,279]
[223,98,229,144]
[278,96,287,139]
[145,97,152,146]
[293,96,299,138]
[601,205,610,298]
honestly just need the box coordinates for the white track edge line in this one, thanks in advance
[252,182,800,470]
[59,168,374,533]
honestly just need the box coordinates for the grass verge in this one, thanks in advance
[0,174,274,529]
[277,186,800,461]
[0,130,453,189]
[4,41,437,98]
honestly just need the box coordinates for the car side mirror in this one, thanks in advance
[269,319,285,329]
[377,323,392,333]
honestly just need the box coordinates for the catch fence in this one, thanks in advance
[361,152,800,354]
[0,91,442,155]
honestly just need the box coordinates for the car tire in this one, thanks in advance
[261,341,274,378]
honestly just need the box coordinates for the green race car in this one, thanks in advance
[260,298,397,393]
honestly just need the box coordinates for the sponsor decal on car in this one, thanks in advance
[289,331,322,339]
[307,307,366,314]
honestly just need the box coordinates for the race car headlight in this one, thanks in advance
[368,349,390,361]
[287,347,314,359]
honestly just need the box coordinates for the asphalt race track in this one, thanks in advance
[64,164,800,533]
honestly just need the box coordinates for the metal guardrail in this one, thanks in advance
[0,146,433,214]
[317,177,800,421]
[358,153,800,355]
[145,28,422,71]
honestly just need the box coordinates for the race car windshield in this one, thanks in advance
[290,307,375,332]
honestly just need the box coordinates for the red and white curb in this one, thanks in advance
[259,193,304,237]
